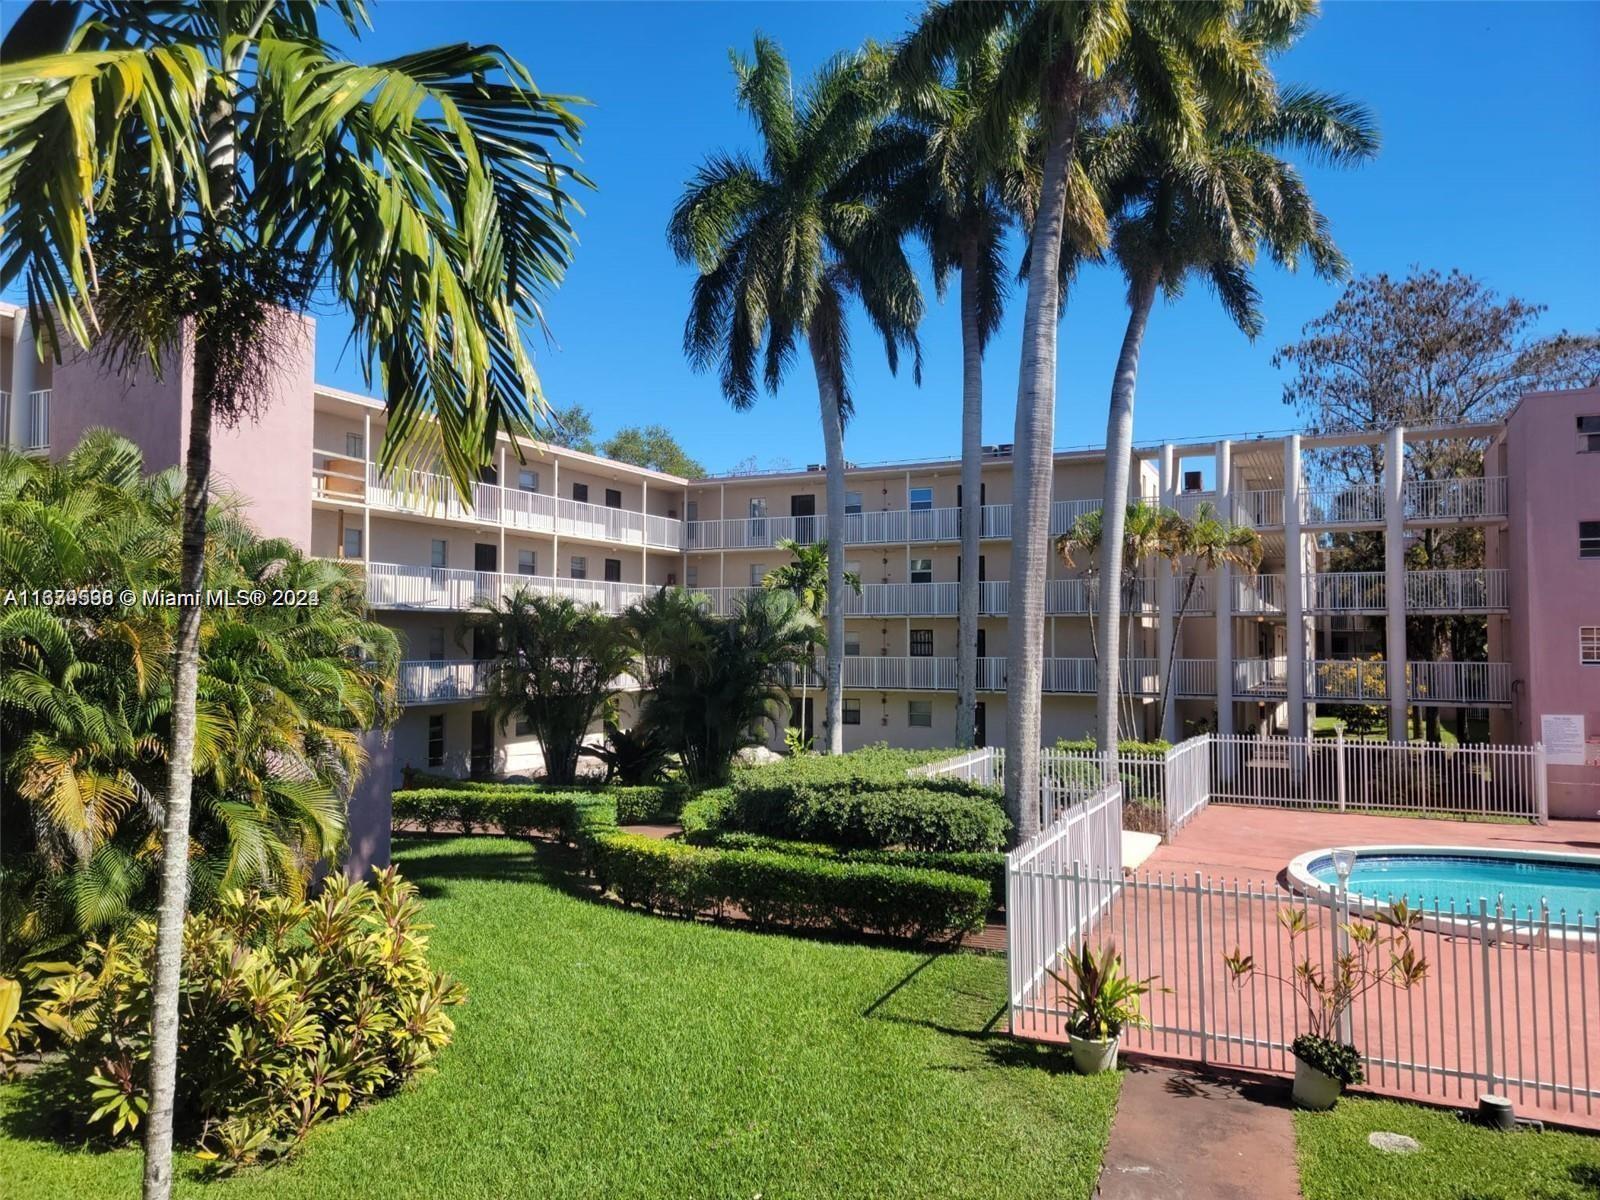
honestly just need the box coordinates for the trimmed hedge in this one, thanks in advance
[693,831,1006,908]
[392,782,681,833]
[1053,737,1172,756]
[589,833,990,938]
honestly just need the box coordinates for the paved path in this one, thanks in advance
[1098,1062,1299,1199]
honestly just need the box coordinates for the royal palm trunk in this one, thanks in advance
[812,342,847,755]
[1004,66,1083,841]
[1094,273,1158,756]
[955,242,984,749]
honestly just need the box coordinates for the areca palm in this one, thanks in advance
[898,0,1276,839]
[669,37,922,757]
[1,5,585,1191]
[1091,61,1377,754]
[1156,502,1262,735]
[763,537,861,744]
[880,36,1030,748]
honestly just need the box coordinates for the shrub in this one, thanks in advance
[1053,737,1172,756]
[1291,1033,1365,1086]
[32,870,464,1171]
[722,783,1009,852]
[588,834,989,939]
[392,783,682,836]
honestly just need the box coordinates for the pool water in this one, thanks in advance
[1307,852,1600,919]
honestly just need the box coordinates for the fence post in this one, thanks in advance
[1193,871,1208,1065]
[1477,898,1497,1095]
[1162,748,1176,843]
[1533,742,1549,826]
[1335,728,1347,812]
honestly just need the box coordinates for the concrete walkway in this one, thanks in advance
[1098,1062,1300,1200]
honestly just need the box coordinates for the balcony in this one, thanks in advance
[1404,476,1507,521]
[1306,659,1511,706]
[683,497,1102,550]
[1235,656,1291,698]
[784,655,1175,696]
[1300,481,1385,526]
[363,561,649,614]
[1233,489,1284,529]
[1233,574,1287,615]
[397,659,490,705]
[311,456,684,551]
[1170,575,1212,614]
[694,576,1153,618]
[1304,568,1510,613]
[15,388,50,453]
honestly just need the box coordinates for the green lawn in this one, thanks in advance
[1297,1098,1600,1200]
[0,835,1119,1199]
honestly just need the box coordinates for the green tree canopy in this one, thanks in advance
[602,424,706,478]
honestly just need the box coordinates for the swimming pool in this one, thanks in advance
[1286,845,1600,919]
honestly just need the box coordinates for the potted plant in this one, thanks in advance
[1048,942,1159,1075]
[1224,902,1427,1109]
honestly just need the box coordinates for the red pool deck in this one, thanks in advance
[1011,805,1600,1131]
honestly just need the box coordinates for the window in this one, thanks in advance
[1579,415,1600,453]
[605,487,623,509]
[604,558,623,583]
[570,556,587,579]
[426,715,445,768]
[686,500,699,523]
[749,563,766,587]
[909,628,934,657]
[427,627,446,661]
[431,539,448,568]
[909,486,934,511]
[909,557,933,585]
[1582,521,1600,559]
[345,431,365,459]
[844,634,861,657]
[514,716,533,738]
[518,549,537,576]
[518,469,539,492]
[342,527,363,559]
[845,491,863,515]
[685,565,699,589]
[1583,627,1600,665]
[572,482,589,503]
[908,700,932,728]
[843,698,861,725]
[749,497,767,518]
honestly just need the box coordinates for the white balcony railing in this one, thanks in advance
[1173,490,1217,519]
[1049,498,1104,534]
[1234,657,1290,697]
[1405,568,1508,611]
[1408,660,1511,705]
[1232,574,1286,615]
[1233,489,1284,528]
[363,562,648,614]
[1307,571,1387,612]
[1307,658,1389,702]
[23,388,50,452]
[1301,481,1385,525]
[1170,658,1217,698]
[0,391,9,447]
[1170,575,1212,614]
[1404,476,1508,521]
[397,659,490,705]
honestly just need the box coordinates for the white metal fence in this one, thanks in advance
[1209,732,1547,823]
[1004,783,1124,1016]
[1010,864,1599,1123]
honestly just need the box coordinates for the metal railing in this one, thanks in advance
[1406,568,1509,611]
[1170,574,1212,614]
[1234,656,1290,697]
[1301,481,1385,525]
[1232,573,1286,615]
[1233,488,1284,528]
[1170,658,1217,698]
[363,561,648,614]
[396,659,490,704]
[1307,571,1387,612]
[1405,476,1508,520]
[23,388,50,452]
[1409,660,1511,705]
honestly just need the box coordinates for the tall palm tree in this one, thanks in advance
[1057,500,1172,740]
[879,37,1029,748]
[1156,502,1262,734]
[763,537,861,746]
[669,37,922,756]
[1090,64,1377,753]
[897,0,1272,839]
[0,6,585,1192]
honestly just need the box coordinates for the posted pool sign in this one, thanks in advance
[1541,714,1585,766]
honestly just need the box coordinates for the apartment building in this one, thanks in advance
[4,304,1596,830]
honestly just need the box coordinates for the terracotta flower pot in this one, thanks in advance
[1068,1032,1120,1075]
[1292,1055,1344,1110]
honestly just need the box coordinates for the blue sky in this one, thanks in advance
[12,2,1600,474]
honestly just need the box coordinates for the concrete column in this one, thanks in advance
[361,411,372,562]
[1214,439,1235,735]
[6,312,37,448]
[1283,434,1307,738]
[552,459,561,579]
[642,476,650,587]
[1157,443,1179,742]
[497,444,507,577]
[1383,425,1409,740]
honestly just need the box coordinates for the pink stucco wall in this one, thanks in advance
[49,316,315,552]
[1501,387,1600,819]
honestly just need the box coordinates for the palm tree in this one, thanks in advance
[878,38,1029,748]
[0,432,397,943]
[0,7,586,1192]
[763,537,860,746]
[668,38,922,757]
[1090,64,1377,753]
[1057,500,1172,741]
[897,0,1274,839]
[1154,502,1263,736]
[468,592,634,787]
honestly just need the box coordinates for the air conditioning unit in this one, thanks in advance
[982,443,1013,458]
